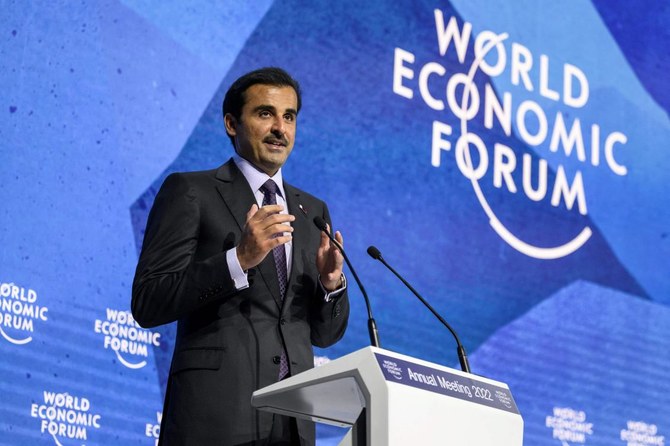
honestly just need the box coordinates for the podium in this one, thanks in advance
[252,347,523,445]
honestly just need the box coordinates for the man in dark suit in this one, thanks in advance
[132,67,350,445]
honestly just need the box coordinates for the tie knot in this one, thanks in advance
[260,179,280,196]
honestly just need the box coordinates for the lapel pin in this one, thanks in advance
[298,204,308,216]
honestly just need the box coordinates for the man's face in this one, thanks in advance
[225,84,298,176]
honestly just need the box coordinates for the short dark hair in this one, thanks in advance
[222,67,302,146]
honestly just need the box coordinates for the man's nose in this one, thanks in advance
[271,117,285,135]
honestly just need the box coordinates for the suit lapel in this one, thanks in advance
[215,159,283,309]
[215,160,254,231]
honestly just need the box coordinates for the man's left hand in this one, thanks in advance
[316,223,344,292]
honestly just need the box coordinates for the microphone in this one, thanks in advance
[313,216,381,348]
[366,245,471,373]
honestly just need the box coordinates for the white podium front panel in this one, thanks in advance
[375,352,522,445]
[252,347,523,446]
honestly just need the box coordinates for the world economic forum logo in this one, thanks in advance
[30,390,102,445]
[0,281,48,345]
[93,308,160,369]
[392,11,628,259]
[381,359,404,380]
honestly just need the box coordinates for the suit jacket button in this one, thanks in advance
[272,355,281,364]
[280,318,286,325]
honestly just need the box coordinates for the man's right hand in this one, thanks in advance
[236,204,295,271]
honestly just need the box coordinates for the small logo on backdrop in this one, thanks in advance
[144,411,161,446]
[620,420,665,446]
[546,406,593,445]
[0,281,48,345]
[30,390,102,445]
[93,308,160,369]
[382,359,404,380]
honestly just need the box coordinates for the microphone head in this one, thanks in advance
[367,245,382,260]
[313,216,328,231]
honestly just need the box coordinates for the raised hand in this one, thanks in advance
[237,204,295,271]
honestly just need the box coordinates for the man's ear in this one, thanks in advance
[224,113,237,136]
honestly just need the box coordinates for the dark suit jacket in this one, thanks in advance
[132,159,350,445]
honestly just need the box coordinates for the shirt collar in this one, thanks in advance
[233,155,285,197]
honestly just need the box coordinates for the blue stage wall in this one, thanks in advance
[1,1,668,445]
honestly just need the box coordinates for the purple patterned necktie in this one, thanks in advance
[260,179,289,380]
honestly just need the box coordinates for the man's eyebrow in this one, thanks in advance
[252,104,276,113]
[252,104,298,115]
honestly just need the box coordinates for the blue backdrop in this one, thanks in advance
[1,1,668,445]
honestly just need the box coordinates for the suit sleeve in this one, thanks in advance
[131,173,237,328]
[308,202,350,348]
